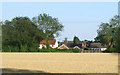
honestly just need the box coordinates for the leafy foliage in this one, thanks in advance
[32,13,64,40]
[64,37,68,43]
[39,49,80,53]
[2,13,64,52]
[95,15,120,52]
[73,36,80,44]
[2,17,44,52]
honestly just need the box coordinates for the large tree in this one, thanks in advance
[95,15,120,52]
[32,13,64,40]
[2,17,44,52]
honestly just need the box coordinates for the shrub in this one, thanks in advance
[21,45,27,52]
[12,46,19,52]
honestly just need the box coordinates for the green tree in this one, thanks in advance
[2,17,44,52]
[64,37,68,43]
[95,15,120,52]
[73,36,80,44]
[32,13,64,40]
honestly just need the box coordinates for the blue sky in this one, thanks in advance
[2,2,118,41]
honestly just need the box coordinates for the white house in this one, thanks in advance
[39,40,58,49]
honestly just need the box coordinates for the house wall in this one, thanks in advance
[90,48,101,51]
[50,45,53,48]
[53,41,58,48]
[101,48,107,51]
[39,41,58,49]
[39,44,46,49]
[39,44,43,49]
[90,48,107,51]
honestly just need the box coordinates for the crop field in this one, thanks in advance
[0,53,118,73]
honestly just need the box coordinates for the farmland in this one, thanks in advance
[1,53,118,73]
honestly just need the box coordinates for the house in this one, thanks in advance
[39,40,58,49]
[73,46,80,49]
[58,42,82,49]
[58,44,69,49]
[65,43,82,49]
[89,43,107,51]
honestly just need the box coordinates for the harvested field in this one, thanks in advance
[1,53,118,73]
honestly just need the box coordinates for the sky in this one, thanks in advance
[2,2,118,42]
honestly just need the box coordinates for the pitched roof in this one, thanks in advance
[64,43,82,48]
[73,46,80,49]
[89,43,107,48]
[40,40,56,45]
[58,44,69,49]
[67,41,73,43]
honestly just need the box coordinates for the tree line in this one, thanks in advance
[1,14,120,52]
[1,13,64,52]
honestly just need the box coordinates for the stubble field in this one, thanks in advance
[1,53,118,73]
